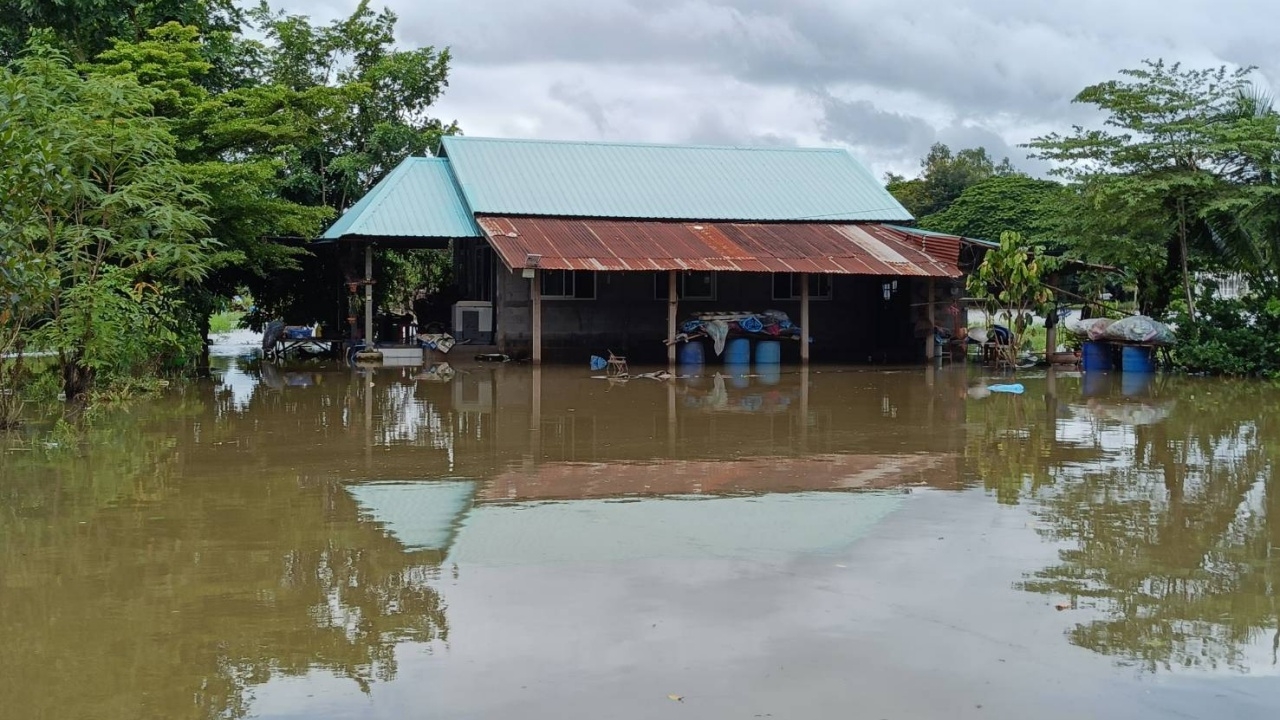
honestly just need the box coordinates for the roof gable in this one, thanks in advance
[440,136,912,223]
[321,157,481,240]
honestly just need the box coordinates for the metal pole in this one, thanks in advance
[531,269,542,364]
[800,272,811,364]
[364,244,374,346]
[667,269,678,368]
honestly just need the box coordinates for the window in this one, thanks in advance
[540,270,596,299]
[654,271,717,301]
[772,273,832,300]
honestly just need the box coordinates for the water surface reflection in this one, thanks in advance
[1,360,1277,719]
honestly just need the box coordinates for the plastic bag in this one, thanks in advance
[1102,315,1176,346]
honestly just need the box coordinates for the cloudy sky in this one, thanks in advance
[274,0,1277,179]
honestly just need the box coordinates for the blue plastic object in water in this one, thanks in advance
[724,337,750,364]
[678,340,705,366]
[1120,345,1156,374]
[987,383,1025,394]
[1082,341,1112,372]
[755,340,781,364]
[590,355,608,371]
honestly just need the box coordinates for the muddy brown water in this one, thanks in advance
[2,352,1279,719]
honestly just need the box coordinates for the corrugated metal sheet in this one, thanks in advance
[321,157,481,240]
[478,217,963,277]
[442,136,913,222]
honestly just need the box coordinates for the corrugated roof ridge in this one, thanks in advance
[443,135,848,154]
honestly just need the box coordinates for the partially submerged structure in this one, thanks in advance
[323,137,987,363]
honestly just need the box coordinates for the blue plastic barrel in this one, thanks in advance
[1121,345,1155,374]
[1082,341,1112,372]
[755,340,781,365]
[724,337,750,364]
[678,340,705,366]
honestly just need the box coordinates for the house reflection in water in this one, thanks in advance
[341,362,970,565]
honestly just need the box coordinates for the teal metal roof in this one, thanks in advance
[321,157,481,240]
[440,136,913,222]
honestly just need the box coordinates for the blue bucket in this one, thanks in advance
[755,340,781,365]
[1082,341,1112,372]
[1121,345,1155,374]
[724,337,750,365]
[678,340,705,366]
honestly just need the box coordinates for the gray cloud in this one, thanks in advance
[276,0,1280,179]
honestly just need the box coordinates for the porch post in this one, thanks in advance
[364,244,374,346]
[531,269,542,364]
[800,272,811,364]
[667,269,678,367]
[926,277,936,361]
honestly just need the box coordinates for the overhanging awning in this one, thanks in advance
[477,217,965,277]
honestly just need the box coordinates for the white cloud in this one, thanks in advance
[270,0,1280,178]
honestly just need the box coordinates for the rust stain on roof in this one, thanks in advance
[477,217,964,278]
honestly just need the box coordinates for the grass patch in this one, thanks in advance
[209,310,244,335]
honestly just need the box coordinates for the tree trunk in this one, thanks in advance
[61,360,94,402]
[1178,201,1197,322]
[197,312,212,378]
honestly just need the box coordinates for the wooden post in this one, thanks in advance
[531,269,542,364]
[1046,323,1058,358]
[667,269,678,368]
[800,272,811,364]
[364,244,374,346]
[926,277,936,361]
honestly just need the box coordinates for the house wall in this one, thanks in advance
[491,268,961,364]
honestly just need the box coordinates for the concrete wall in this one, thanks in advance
[492,269,960,364]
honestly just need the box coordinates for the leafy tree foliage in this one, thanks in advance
[966,231,1057,365]
[0,0,242,62]
[885,142,1020,218]
[0,46,213,398]
[1026,60,1279,319]
[919,175,1069,244]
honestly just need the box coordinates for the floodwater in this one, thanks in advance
[2,346,1279,720]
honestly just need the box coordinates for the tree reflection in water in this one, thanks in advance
[969,373,1280,672]
[0,377,451,720]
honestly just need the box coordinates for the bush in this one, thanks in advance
[1171,291,1280,377]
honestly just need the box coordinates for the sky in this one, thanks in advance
[273,0,1278,179]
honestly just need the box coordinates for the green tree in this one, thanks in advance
[919,175,1069,244]
[1027,60,1276,320]
[0,44,213,398]
[966,231,1057,366]
[90,23,332,351]
[886,142,1019,218]
[249,0,458,214]
[0,0,242,62]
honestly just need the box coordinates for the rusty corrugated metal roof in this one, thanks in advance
[478,217,964,277]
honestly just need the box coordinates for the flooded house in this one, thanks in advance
[324,136,987,364]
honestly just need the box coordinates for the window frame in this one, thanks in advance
[540,269,597,300]
[654,271,717,301]
[771,273,832,301]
